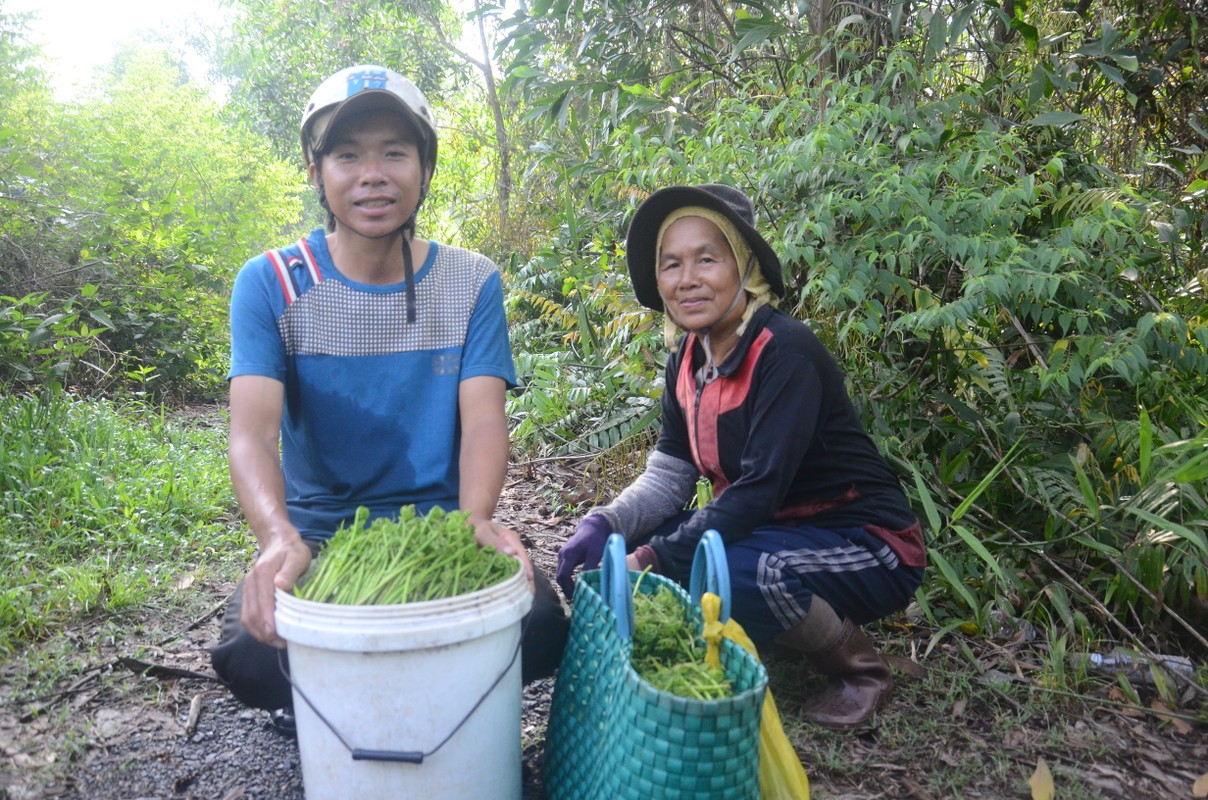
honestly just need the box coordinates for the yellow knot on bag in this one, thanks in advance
[702,592,812,800]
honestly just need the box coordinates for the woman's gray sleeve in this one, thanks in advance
[588,450,699,543]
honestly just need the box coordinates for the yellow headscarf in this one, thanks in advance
[655,207,779,350]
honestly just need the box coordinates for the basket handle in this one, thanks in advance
[689,529,731,622]
[599,533,634,640]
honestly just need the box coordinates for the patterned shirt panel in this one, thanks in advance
[275,244,495,358]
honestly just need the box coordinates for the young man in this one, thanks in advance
[211,66,567,726]
[556,184,926,730]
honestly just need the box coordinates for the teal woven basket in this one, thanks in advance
[544,532,768,800]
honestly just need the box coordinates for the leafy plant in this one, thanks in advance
[0,394,239,654]
[1,45,304,400]
[631,578,731,700]
[493,3,1208,659]
[295,505,519,605]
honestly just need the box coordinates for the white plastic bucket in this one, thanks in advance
[275,566,533,800]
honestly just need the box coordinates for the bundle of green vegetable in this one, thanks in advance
[630,578,732,700]
[294,505,519,605]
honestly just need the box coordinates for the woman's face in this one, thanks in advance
[656,215,746,342]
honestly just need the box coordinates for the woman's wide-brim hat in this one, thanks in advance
[626,183,784,312]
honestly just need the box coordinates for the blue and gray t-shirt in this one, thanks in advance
[228,227,517,536]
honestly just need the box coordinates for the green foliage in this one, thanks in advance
[0,394,239,654]
[495,7,1208,655]
[0,289,105,390]
[505,203,663,455]
[0,0,1202,662]
[0,9,45,104]
[219,0,469,166]
[753,70,1207,649]
[0,44,304,399]
[939,1,1208,275]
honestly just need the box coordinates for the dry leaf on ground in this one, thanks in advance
[1030,757,1055,800]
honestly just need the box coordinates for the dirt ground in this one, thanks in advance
[1,458,1205,799]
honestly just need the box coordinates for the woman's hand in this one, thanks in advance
[555,515,613,598]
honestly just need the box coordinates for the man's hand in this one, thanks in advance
[240,536,313,648]
[473,519,536,593]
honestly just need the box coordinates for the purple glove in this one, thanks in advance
[556,515,613,599]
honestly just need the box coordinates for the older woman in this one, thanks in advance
[556,184,926,730]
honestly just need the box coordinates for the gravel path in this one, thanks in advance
[61,680,554,800]
[65,694,306,800]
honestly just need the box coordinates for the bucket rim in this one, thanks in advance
[279,557,525,613]
[275,564,533,651]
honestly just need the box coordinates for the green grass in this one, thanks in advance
[0,393,246,659]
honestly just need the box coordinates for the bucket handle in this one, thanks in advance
[277,614,527,764]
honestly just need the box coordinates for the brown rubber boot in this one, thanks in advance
[802,619,893,730]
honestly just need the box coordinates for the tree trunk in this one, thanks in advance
[473,0,512,233]
[806,0,837,75]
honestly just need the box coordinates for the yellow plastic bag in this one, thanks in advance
[702,592,811,800]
